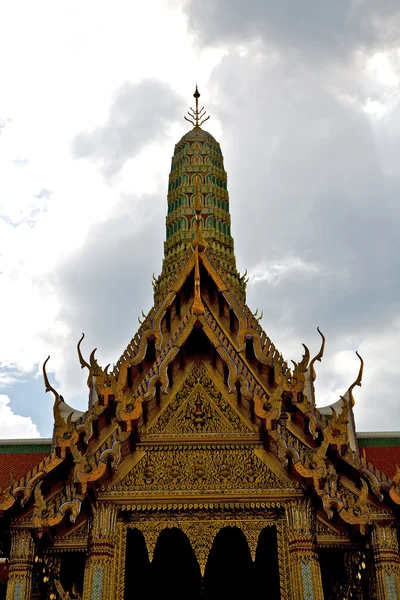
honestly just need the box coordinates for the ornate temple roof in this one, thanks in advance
[1,87,400,553]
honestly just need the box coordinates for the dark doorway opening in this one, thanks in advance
[59,551,85,595]
[150,528,202,600]
[125,525,280,599]
[124,529,150,599]
[254,526,281,599]
[319,547,370,600]
[125,527,202,600]
[203,527,254,600]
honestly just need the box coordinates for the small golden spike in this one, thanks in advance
[348,351,364,407]
[43,356,64,428]
[184,85,210,128]
[310,327,326,382]
[43,356,59,401]
[77,333,91,370]
[291,343,310,372]
[89,348,103,377]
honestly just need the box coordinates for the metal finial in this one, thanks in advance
[184,85,210,128]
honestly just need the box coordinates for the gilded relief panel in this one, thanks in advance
[108,445,291,495]
[147,361,253,436]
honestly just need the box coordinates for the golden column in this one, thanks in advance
[285,500,324,600]
[5,526,34,600]
[82,502,118,600]
[371,523,400,600]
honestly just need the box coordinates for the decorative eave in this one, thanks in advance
[2,228,400,540]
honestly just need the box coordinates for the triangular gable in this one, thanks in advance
[103,440,299,497]
[147,360,254,436]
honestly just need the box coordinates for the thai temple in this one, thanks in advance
[2,88,400,600]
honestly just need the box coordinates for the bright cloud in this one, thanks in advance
[248,257,321,286]
[0,395,40,439]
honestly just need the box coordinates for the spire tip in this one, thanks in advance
[184,85,210,128]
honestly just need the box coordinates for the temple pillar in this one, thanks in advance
[371,523,400,600]
[6,526,34,600]
[285,500,324,600]
[82,502,118,600]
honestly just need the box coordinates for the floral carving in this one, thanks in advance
[149,361,250,435]
[109,445,287,493]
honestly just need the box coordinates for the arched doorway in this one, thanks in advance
[125,524,281,599]
[203,527,254,600]
[125,527,202,600]
[254,526,280,599]
[124,528,150,599]
[150,528,202,600]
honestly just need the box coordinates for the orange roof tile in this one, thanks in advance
[0,451,50,491]
[363,446,400,480]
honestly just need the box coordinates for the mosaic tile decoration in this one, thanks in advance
[13,580,24,600]
[90,564,105,600]
[300,559,315,600]
[384,571,398,600]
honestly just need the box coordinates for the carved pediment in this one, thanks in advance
[148,361,254,436]
[107,444,298,495]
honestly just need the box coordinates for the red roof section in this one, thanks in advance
[0,442,399,495]
[363,446,400,480]
[0,452,49,491]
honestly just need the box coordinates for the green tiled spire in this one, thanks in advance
[154,88,243,301]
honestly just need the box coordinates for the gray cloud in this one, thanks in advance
[181,2,400,430]
[187,0,400,61]
[27,8,400,432]
[72,79,185,178]
[39,189,166,409]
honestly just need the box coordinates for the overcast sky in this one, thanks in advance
[1,0,400,438]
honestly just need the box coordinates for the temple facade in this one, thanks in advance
[1,89,400,600]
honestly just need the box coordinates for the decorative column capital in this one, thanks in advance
[6,527,35,600]
[9,526,34,560]
[286,498,315,538]
[371,522,400,600]
[90,502,118,544]
[371,523,398,552]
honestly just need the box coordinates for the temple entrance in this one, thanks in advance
[125,527,202,600]
[203,527,254,599]
[125,524,280,599]
[203,525,280,599]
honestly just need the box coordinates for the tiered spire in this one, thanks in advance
[154,87,244,301]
